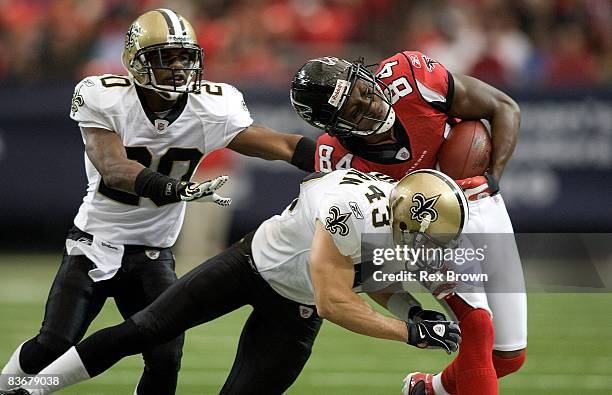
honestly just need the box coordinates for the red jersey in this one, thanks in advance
[315,51,454,180]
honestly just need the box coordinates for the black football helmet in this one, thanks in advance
[290,57,395,137]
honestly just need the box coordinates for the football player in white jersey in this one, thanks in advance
[0,9,320,395]
[0,169,464,395]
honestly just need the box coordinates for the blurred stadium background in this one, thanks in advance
[0,0,611,394]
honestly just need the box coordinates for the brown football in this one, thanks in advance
[438,120,491,179]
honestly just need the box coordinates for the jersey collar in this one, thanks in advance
[135,85,188,127]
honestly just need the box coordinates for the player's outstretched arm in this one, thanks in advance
[227,124,316,172]
[310,221,460,352]
[82,126,145,193]
[368,292,448,323]
[310,220,408,341]
[449,74,521,181]
[83,126,230,206]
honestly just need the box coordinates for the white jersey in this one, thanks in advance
[69,74,253,247]
[252,169,395,305]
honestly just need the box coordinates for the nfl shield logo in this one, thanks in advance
[145,250,160,260]
[395,147,411,161]
[154,119,169,134]
[299,306,314,319]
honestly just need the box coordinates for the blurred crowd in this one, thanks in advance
[0,0,610,89]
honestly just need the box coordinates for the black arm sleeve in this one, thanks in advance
[134,168,185,205]
[290,136,317,172]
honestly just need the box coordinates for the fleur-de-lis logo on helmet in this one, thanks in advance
[325,206,352,236]
[410,193,441,223]
[125,23,142,51]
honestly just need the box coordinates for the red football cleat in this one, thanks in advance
[402,372,435,395]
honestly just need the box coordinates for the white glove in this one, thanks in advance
[179,175,231,206]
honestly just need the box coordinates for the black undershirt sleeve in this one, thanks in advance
[290,136,317,172]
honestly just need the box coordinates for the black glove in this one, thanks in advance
[408,306,447,323]
[407,320,461,354]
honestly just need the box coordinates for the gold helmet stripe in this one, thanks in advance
[156,8,184,36]
[409,169,468,235]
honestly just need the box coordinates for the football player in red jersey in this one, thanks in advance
[291,53,525,395]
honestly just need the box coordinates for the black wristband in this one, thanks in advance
[134,168,183,205]
[290,136,317,172]
[406,322,416,345]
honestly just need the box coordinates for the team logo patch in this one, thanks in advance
[145,250,160,260]
[433,323,446,337]
[154,119,170,133]
[299,305,314,318]
[422,54,439,72]
[325,206,352,236]
[409,54,421,68]
[291,99,313,121]
[348,201,364,219]
[410,193,440,222]
[70,85,85,115]
[395,147,411,161]
[125,23,142,51]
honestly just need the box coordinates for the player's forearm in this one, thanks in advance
[83,126,147,194]
[228,125,316,171]
[317,292,408,342]
[234,133,301,161]
[100,160,146,193]
[489,97,520,181]
[271,133,303,162]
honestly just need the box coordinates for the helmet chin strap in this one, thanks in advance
[140,71,188,101]
[419,213,432,233]
[137,82,184,101]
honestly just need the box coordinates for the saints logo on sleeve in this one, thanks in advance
[70,85,85,115]
[325,206,352,236]
[70,78,95,116]
[317,192,365,257]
